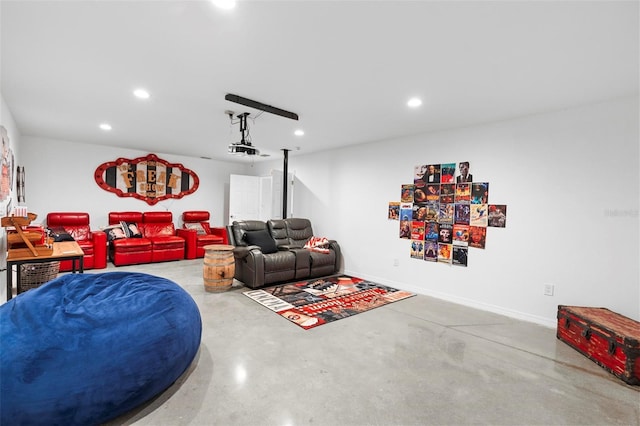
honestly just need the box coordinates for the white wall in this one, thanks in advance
[1,94,22,210]
[6,95,639,326]
[0,94,22,215]
[1,97,20,161]
[20,137,249,229]
[1,94,23,300]
[253,96,640,326]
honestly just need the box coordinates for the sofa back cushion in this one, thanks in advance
[141,212,175,237]
[267,220,289,248]
[284,218,314,248]
[67,227,90,241]
[141,223,175,238]
[231,220,268,247]
[47,212,91,241]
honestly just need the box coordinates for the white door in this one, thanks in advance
[228,172,293,223]
[228,174,261,223]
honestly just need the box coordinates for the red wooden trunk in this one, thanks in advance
[557,305,640,385]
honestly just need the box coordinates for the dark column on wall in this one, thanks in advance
[282,149,290,219]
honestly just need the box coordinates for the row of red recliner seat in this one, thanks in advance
[45,210,227,270]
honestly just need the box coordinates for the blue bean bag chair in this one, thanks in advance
[0,272,202,426]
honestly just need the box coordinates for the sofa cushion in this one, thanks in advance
[264,251,296,271]
[243,229,277,254]
[111,237,152,253]
[309,250,336,267]
[69,226,91,241]
[142,223,175,238]
[149,236,185,250]
[267,220,289,247]
[196,234,224,246]
[284,218,314,248]
[76,239,95,256]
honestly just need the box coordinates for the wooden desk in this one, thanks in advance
[6,241,85,301]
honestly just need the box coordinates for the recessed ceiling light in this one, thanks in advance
[133,88,150,99]
[99,123,112,131]
[294,129,304,136]
[407,97,422,108]
[211,0,236,9]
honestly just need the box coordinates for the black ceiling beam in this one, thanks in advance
[225,94,299,121]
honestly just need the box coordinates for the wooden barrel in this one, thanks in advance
[203,244,235,293]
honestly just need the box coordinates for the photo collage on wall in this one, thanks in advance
[388,162,507,267]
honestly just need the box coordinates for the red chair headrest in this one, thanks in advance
[182,211,210,222]
[109,212,143,225]
[143,211,173,223]
[47,212,90,227]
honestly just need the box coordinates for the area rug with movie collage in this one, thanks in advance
[243,276,415,329]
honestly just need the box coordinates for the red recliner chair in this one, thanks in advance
[46,212,107,271]
[177,211,227,259]
[140,211,185,263]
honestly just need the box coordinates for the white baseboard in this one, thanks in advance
[343,269,557,329]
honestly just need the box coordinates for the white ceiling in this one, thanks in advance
[1,1,638,162]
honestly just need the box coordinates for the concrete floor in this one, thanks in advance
[7,260,640,425]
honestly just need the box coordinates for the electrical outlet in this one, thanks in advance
[544,284,555,296]
[393,258,399,267]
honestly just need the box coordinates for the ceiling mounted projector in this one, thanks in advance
[228,143,259,156]
[228,112,260,156]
